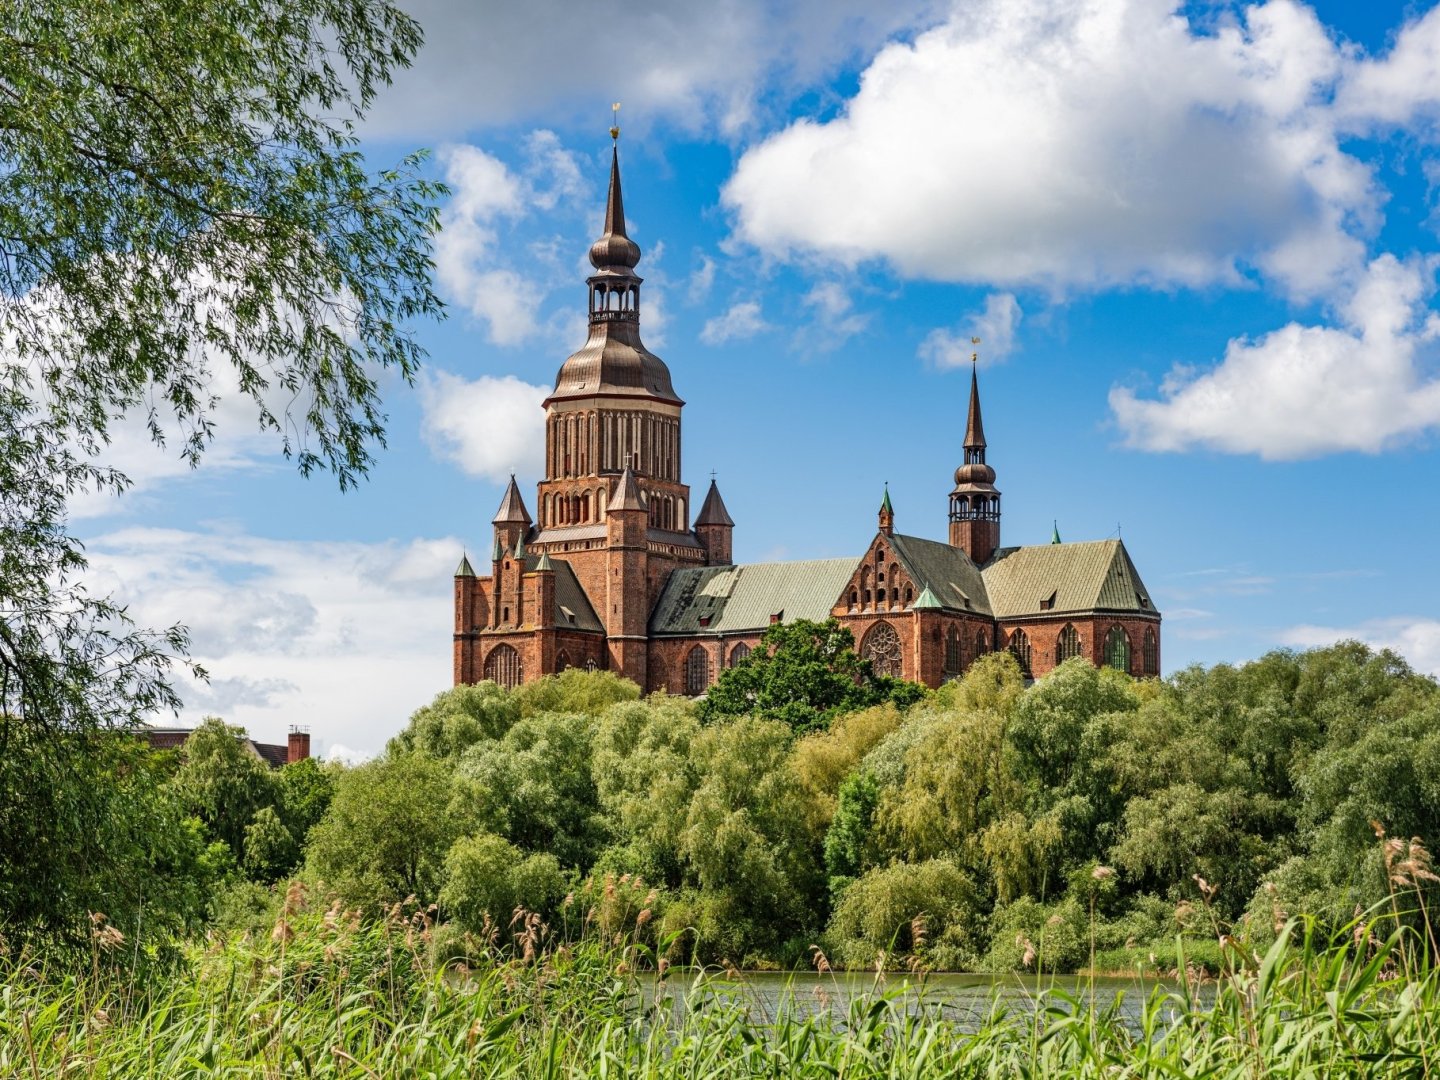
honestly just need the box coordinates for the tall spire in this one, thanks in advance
[589,144,640,272]
[964,362,987,452]
[491,474,532,526]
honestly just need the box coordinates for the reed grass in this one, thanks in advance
[4,883,1440,1078]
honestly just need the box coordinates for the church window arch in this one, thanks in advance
[861,621,903,678]
[1104,625,1131,673]
[1143,626,1159,675]
[944,625,963,679]
[581,491,591,523]
[1056,624,1082,663]
[729,642,751,667]
[976,628,989,658]
[849,590,858,610]
[1009,628,1033,677]
[484,645,521,689]
[685,646,711,695]
[597,487,607,518]
[556,650,571,672]
[905,586,913,605]
[678,497,685,528]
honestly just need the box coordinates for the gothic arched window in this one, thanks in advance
[1009,628,1032,677]
[1056,624,1082,663]
[484,644,521,689]
[685,646,711,695]
[1104,625,1132,673]
[861,621,903,679]
[1143,626,1158,675]
[556,650,571,673]
[729,642,751,668]
[976,628,989,658]
[944,625,963,679]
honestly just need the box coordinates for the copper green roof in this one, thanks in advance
[981,539,1156,618]
[880,485,893,514]
[888,533,992,616]
[535,551,552,571]
[491,535,505,562]
[1051,521,1062,544]
[455,553,476,577]
[911,585,943,610]
[650,558,856,636]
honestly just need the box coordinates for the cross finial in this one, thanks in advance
[709,469,717,481]
[610,102,621,142]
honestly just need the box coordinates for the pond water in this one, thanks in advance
[641,971,1199,1034]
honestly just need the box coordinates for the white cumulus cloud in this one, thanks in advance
[724,0,1379,299]
[86,528,461,758]
[700,300,773,345]
[1110,254,1440,459]
[1282,617,1440,677]
[419,371,548,482]
[920,292,1023,368]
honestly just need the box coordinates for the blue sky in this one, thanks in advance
[82,0,1440,758]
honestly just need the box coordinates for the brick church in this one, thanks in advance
[452,146,1161,695]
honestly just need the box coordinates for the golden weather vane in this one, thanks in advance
[610,102,621,142]
[970,336,981,365]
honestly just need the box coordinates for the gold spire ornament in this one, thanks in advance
[610,102,621,142]
[971,336,981,365]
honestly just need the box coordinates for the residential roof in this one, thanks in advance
[650,557,856,635]
[889,533,993,616]
[981,539,1156,618]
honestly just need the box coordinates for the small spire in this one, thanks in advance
[610,465,646,512]
[695,478,734,527]
[1051,520,1061,544]
[536,551,553,571]
[454,552,476,577]
[513,533,526,559]
[491,535,504,562]
[880,482,894,515]
[491,474,533,526]
[878,482,895,536]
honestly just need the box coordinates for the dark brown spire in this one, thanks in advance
[589,147,641,270]
[695,479,734,527]
[964,362,986,450]
[491,474,532,526]
[610,465,646,512]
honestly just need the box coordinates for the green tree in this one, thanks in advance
[440,832,568,933]
[171,717,279,859]
[388,683,521,761]
[276,756,336,846]
[242,805,298,884]
[306,753,466,908]
[0,0,442,944]
[698,617,922,732]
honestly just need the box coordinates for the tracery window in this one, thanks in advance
[861,621,903,679]
[944,625,963,679]
[1104,625,1132,673]
[484,644,521,689]
[1056,624,1082,663]
[1009,628,1032,677]
[1142,626,1158,675]
[729,642,751,667]
[685,646,711,695]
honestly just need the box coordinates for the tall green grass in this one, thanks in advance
[4,879,1440,1078]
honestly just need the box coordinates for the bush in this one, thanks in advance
[826,859,981,970]
[440,832,569,934]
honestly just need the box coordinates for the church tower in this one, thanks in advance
[533,143,690,540]
[948,364,1001,564]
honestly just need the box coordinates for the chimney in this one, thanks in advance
[288,725,311,764]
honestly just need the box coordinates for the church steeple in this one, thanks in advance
[949,361,1001,564]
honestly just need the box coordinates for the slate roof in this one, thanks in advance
[889,533,993,616]
[981,539,1155,618]
[523,555,604,633]
[650,558,856,635]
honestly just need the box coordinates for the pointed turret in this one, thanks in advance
[695,478,734,566]
[610,465,647,512]
[1051,520,1062,544]
[949,362,1001,564]
[492,475,533,526]
[455,553,476,577]
[695,479,734,527]
[589,147,641,271]
[878,484,895,537]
